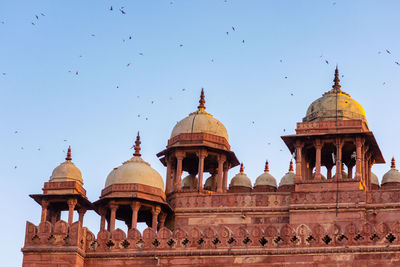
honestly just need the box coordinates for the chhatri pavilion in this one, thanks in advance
[22,68,400,266]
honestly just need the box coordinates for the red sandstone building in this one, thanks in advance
[22,68,400,266]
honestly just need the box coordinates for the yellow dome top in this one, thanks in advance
[254,161,277,188]
[382,157,400,185]
[104,133,164,191]
[49,147,83,186]
[170,89,229,141]
[303,68,367,124]
[229,163,252,188]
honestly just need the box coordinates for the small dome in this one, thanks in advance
[182,174,198,188]
[170,89,229,141]
[312,172,327,180]
[254,161,277,188]
[382,157,400,185]
[229,163,252,188]
[49,147,83,186]
[204,174,216,190]
[303,68,367,124]
[279,161,295,186]
[371,172,379,186]
[105,133,164,191]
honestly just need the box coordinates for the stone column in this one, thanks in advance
[99,207,106,231]
[67,199,77,225]
[159,213,167,228]
[165,156,172,194]
[223,163,229,192]
[130,201,141,229]
[175,151,185,191]
[78,208,86,225]
[355,137,363,180]
[335,138,343,181]
[295,141,304,183]
[50,210,57,224]
[327,165,332,179]
[152,206,161,230]
[109,202,118,231]
[197,150,207,191]
[41,200,49,223]
[314,139,322,180]
[217,155,226,193]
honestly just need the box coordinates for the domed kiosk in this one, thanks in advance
[157,89,239,194]
[94,133,170,232]
[278,160,296,192]
[281,67,384,191]
[29,147,93,225]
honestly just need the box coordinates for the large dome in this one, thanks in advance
[170,89,229,141]
[49,147,83,186]
[104,134,164,191]
[303,68,367,124]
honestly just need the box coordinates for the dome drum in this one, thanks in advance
[253,185,277,192]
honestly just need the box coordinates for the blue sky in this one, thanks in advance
[1,1,400,265]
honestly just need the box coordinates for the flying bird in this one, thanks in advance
[41,13,45,16]
[120,8,126,14]
[325,60,329,64]
[110,6,113,11]
[35,15,39,19]
[91,34,95,37]
[2,73,5,75]
[226,32,229,35]
[75,71,78,75]
[179,44,183,47]
[232,26,235,31]
[126,63,131,67]
[386,49,391,54]
[139,53,143,56]
[129,36,132,40]
[242,40,245,43]
[395,62,400,66]
[31,22,35,25]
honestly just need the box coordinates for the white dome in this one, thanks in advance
[182,174,198,188]
[254,162,277,188]
[371,172,379,186]
[105,156,164,191]
[49,147,83,185]
[279,161,295,187]
[229,164,252,188]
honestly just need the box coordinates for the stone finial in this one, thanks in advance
[264,160,269,172]
[332,65,341,91]
[197,88,206,110]
[240,163,244,173]
[289,160,294,172]
[65,146,72,161]
[391,157,396,169]
[133,132,141,157]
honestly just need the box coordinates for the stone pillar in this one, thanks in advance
[130,201,141,229]
[50,210,57,224]
[99,208,106,231]
[78,208,86,225]
[152,206,161,230]
[314,139,322,180]
[217,155,226,193]
[175,151,185,191]
[327,166,332,179]
[159,213,167,228]
[109,202,118,231]
[355,137,363,180]
[335,138,343,181]
[223,164,229,192]
[165,156,172,194]
[295,141,303,183]
[67,199,77,225]
[197,150,207,191]
[41,200,49,223]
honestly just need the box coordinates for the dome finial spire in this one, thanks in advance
[332,65,342,91]
[65,146,72,161]
[197,88,206,110]
[392,157,396,169]
[264,160,269,172]
[133,132,141,157]
[240,163,244,173]
[289,160,294,172]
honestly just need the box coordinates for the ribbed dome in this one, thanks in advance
[105,134,164,191]
[371,172,379,186]
[170,89,229,141]
[382,158,400,185]
[303,68,367,124]
[279,161,295,186]
[229,164,252,188]
[49,147,83,186]
[254,161,277,188]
